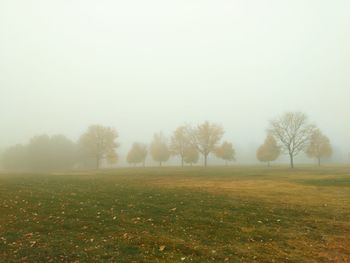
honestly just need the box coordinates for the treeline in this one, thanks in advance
[1,112,334,171]
[1,135,77,171]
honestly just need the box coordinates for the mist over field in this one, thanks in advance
[1,0,349,166]
[1,2,350,262]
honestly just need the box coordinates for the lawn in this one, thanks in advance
[0,166,349,262]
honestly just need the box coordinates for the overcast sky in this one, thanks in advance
[1,0,349,162]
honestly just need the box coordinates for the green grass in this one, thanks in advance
[0,166,349,262]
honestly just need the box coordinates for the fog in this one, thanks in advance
[1,0,349,165]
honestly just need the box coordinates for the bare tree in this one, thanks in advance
[150,133,170,167]
[79,125,119,169]
[256,134,280,167]
[189,121,224,167]
[127,143,148,167]
[269,112,315,168]
[215,141,235,166]
[306,129,332,166]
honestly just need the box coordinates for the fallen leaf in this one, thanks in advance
[159,245,166,252]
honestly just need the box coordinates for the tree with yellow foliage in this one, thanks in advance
[150,133,170,167]
[79,125,119,169]
[127,143,148,167]
[306,129,332,166]
[183,146,199,166]
[256,134,280,167]
[189,121,224,167]
[170,126,190,167]
[215,141,235,165]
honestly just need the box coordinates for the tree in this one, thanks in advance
[269,112,315,168]
[256,134,280,167]
[1,144,28,170]
[189,121,224,167]
[27,135,52,170]
[79,125,119,169]
[170,126,189,167]
[215,141,235,165]
[183,146,199,166]
[127,143,148,167]
[150,133,170,167]
[306,129,332,166]
[49,135,77,170]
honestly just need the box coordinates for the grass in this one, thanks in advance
[0,166,349,262]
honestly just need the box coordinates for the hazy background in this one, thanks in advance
[1,0,349,164]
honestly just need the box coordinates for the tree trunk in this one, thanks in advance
[181,156,184,168]
[159,161,162,167]
[143,161,145,168]
[318,157,321,166]
[267,161,270,167]
[289,153,294,168]
[204,154,208,167]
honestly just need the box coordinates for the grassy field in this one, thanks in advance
[0,166,349,262]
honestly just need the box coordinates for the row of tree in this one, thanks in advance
[0,112,334,171]
[135,112,332,169]
[86,122,235,169]
[127,125,236,168]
